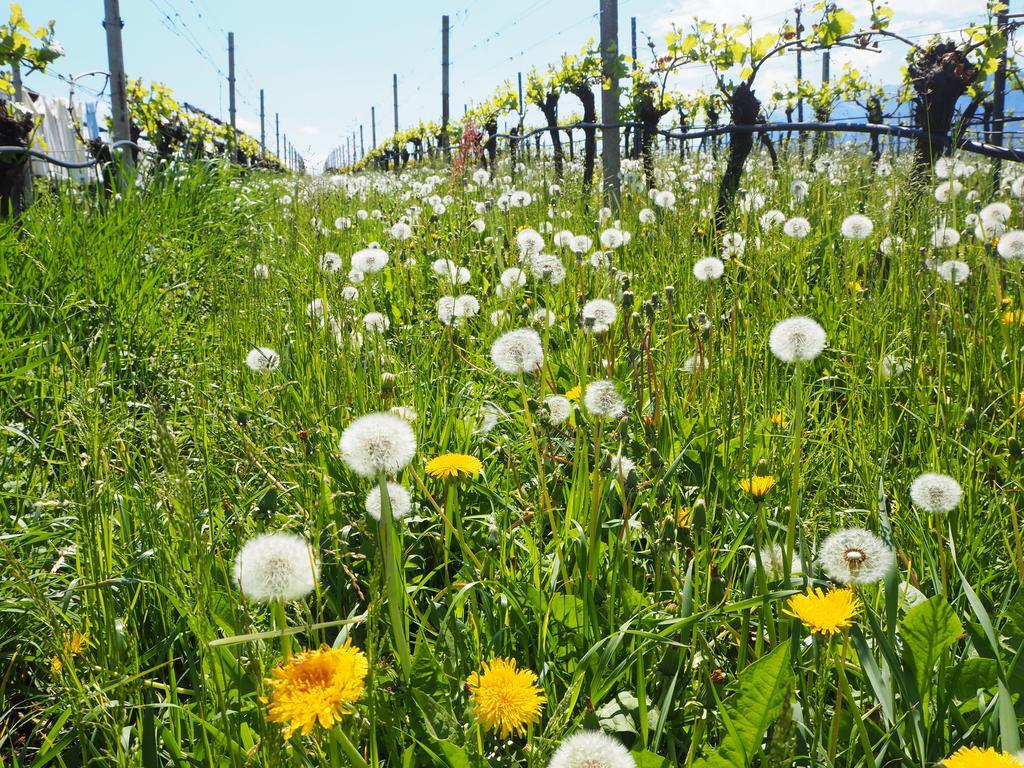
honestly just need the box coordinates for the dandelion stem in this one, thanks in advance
[376,471,412,681]
[333,727,370,768]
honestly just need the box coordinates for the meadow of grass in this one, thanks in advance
[2,144,1024,767]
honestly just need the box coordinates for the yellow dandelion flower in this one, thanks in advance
[51,630,88,674]
[265,642,368,738]
[943,746,1024,768]
[785,588,860,635]
[847,280,865,294]
[769,412,786,427]
[565,385,582,401]
[676,507,691,528]
[739,475,776,500]
[467,657,546,738]
[1002,309,1024,326]
[426,453,483,479]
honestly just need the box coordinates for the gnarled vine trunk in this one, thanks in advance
[538,92,563,179]
[484,118,498,170]
[908,41,978,178]
[0,101,35,220]
[569,85,597,188]
[714,83,760,234]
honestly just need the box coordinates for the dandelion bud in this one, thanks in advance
[649,448,664,470]
[643,301,656,321]
[381,372,397,395]
[964,407,976,430]
[755,459,770,477]
[655,483,669,504]
[631,311,643,331]
[621,291,634,310]
[691,497,707,532]
[616,420,630,441]
[686,313,696,332]
[659,514,677,543]
[625,470,640,494]
[664,285,674,302]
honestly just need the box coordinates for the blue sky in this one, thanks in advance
[21,1,993,171]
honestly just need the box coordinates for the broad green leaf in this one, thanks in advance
[900,596,963,697]
[437,740,476,768]
[693,643,794,768]
[632,749,670,767]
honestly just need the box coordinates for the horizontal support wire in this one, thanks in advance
[8,120,1022,171]
[0,140,143,170]
[489,120,1024,163]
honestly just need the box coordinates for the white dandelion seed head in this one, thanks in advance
[437,296,457,325]
[306,298,327,320]
[584,380,626,419]
[341,285,359,301]
[610,453,636,481]
[931,227,960,249]
[571,234,593,253]
[553,229,575,248]
[510,190,533,207]
[246,347,280,372]
[982,202,1012,223]
[542,395,572,425]
[841,214,874,240]
[528,254,567,285]
[748,544,802,581]
[880,353,909,379]
[516,228,546,257]
[791,179,809,201]
[817,527,894,585]
[388,222,412,240]
[489,309,508,326]
[879,235,903,255]
[654,190,676,208]
[351,247,390,274]
[599,228,625,250]
[783,216,811,239]
[364,482,412,522]
[759,209,786,229]
[976,218,1006,240]
[334,216,352,230]
[683,354,708,374]
[998,230,1024,260]
[910,472,962,513]
[582,299,618,333]
[490,328,544,375]
[339,412,417,478]
[934,180,964,203]
[390,405,417,422]
[362,312,390,334]
[693,256,725,282]
[454,294,481,319]
[936,260,970,285]
[471,218,486,233]
[472,168,490,185]
[253,263,270,279]
[233,532,318,603]
[548,731,636,768]
[530,307,557,327]
[348,268,365,284]
[500,267,527,291]
[321,251,343,273]
[768,316,826,363]
[638,207,656,224]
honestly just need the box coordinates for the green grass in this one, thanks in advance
[2,147,1024,767]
